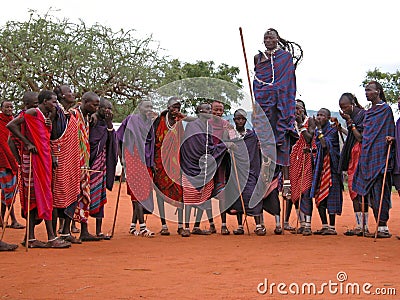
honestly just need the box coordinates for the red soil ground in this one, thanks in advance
[0,183,399,299]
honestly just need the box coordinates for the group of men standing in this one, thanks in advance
[1,28,399,251]
[0,86,118,250]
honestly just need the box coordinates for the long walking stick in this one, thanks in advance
[109,168,124,238]
[239,27,255,110]
[231,152,250,235]
[295,150,308,234]
[0,179,20,241]
[25,152,32,252]
[361,196,365,237]
[374,142,392,242]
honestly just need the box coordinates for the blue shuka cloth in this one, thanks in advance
[310,122,343,215]
[253,49,297,166]
[353,102,395,196]
[225,129,263,216]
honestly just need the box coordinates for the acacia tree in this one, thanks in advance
[0,11,244,121]
[0,10,167,120]
[363,68,400,104]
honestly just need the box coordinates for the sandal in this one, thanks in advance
[274,226,282,235]
[221,226,230,235]
[284,224,295,231]
[290,227,304,234]
[80,233,102,242]
[365,231,392,239]
[9,222,25,229]
[192,227,211,235]
[46,237,71,248]
[344,228,362,236]
[209,224,217,234]
[21,239,48,248]
[357,229,369,237]
[321,228,337,235]
[313,228,328,235]
[60,234,82,244]
[233,228,244,235]
[302,227,312,236]
[0,240,18,251]
[139,228,155,238]
[97,233,111,240]
[255,227,266,236]
[181,229,191,237]
[160,228,170,236]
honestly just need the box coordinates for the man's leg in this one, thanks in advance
[51,208,58,234]
[177,207,184,234]
[157,194,169,235]
[220,212,230,235]
[71,220,80,233]
[254,215,266,236]
[233,213,244,235]
[136,201,154,237]
[129,201,137,234]
[80,220,101,241]
[205,206,216,234]
[284,200,294,231]
[315,199,329,234]
[181,205,191,237]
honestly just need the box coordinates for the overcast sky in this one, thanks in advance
[2,0,400,113]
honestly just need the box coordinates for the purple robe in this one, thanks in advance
[180,118,227,191]
[310,122,343,215]
[353,102,395,196]
[253,49,297,166]
[118,114,154,211]
[89,119,118,191]
[226,129,263,216]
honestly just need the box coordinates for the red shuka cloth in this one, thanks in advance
[22,110,53,220]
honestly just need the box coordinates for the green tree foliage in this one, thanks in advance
[0,10,243,121]
[0,10,166,121]
[156,59,243,113]
[363,68,400,104]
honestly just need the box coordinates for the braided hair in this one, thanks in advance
[266,28,303,69]
[368,81,386,102]
[339,93,364,109]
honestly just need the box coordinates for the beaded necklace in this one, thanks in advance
[165,112,176,130]
[254,48,278,86]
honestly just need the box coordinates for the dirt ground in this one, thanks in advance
[0,183,399,299]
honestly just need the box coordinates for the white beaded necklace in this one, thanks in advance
[254,48,278,86]
[165,112,176,130]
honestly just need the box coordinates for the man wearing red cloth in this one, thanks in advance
[7,90,70,248]
[0,100,24,230]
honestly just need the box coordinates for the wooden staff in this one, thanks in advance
[331,118,345,144]
[361,196,365,237]
[295,149,308,234]
[374,142,392,242]
[110,168,124,238]
[0,179,20,241]
[231,151,250,235]
[239,27,255,110]
[81,167,102,173]
[25,152,32,252]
